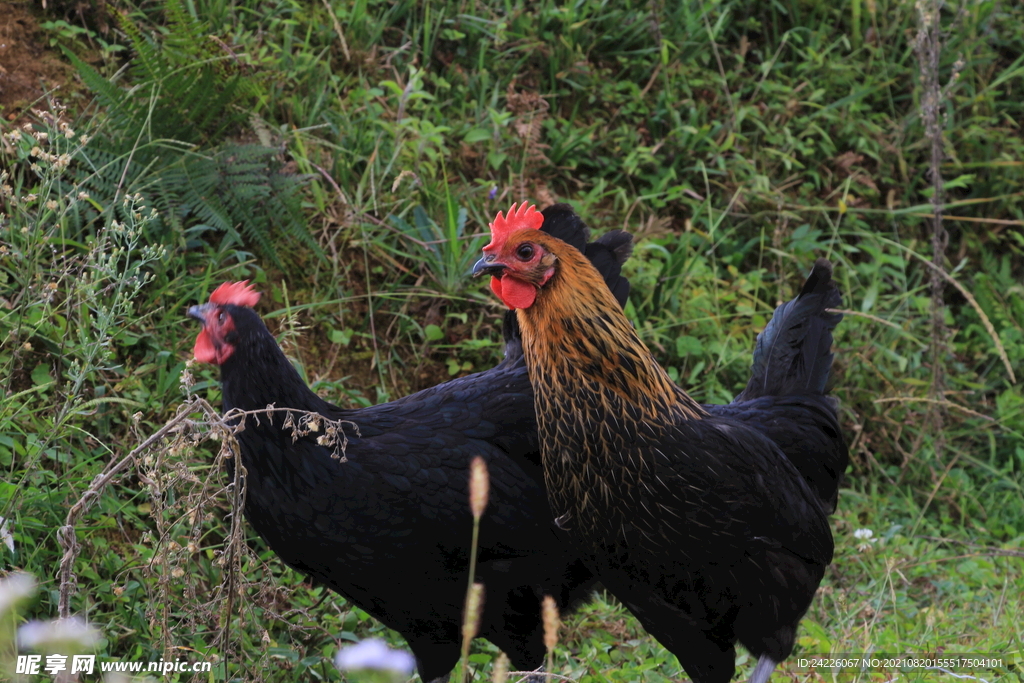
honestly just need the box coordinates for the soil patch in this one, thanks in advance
[0,2,74,118]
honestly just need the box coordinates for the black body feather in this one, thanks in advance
[736,259,842,399]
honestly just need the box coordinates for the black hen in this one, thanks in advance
[186,206,630,683]
[473,205,838,683]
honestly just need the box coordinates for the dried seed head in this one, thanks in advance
[469,456,489,519]
[462,582,485,643]
[542,595,560,652]
[491,652,509,683]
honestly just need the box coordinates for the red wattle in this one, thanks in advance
[193,328,235,364]
[490,276,504,305]
[193,329,218,364]
[496,274,537,310]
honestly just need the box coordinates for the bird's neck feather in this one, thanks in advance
[513,246,703,536]
[516,244,702,439]
[219,320,333,418]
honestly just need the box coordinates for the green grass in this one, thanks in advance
[2,0,1024,680]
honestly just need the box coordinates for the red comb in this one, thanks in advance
[209,281,261,307]
[484,202,543,251]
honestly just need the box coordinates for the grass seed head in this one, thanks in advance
[462,581,484,643]
[469,456,489,519]
[491,652,509,683]
[542,595,560,652]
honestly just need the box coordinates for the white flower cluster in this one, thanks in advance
[0,573,101,653]
[853,527,879,552]
[335,638,415,676]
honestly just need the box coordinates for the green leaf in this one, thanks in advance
[463,128,491,143]
[487,151,508,169]
[675,335,703,357]
[861,283,878,312]
[425,324,445,341]
[944,173,976,190]
[31,363,52,387]
[330,328,354,346]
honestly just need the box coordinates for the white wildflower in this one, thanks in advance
[335,639,415,676]
[18,617,101,651]
[853,528,878,552]
[0,516,13,553]
[0,572,36,614]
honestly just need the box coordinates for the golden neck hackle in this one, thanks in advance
[514,233,703,424]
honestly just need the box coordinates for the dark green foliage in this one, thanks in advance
[59,0,315,264]
[387,200,486,296]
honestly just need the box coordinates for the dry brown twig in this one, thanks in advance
[56,393,358,632]
[57,397,216,619]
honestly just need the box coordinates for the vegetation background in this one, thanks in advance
[1,0,1022,680]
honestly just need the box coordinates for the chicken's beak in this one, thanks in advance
[472,255,507,278]
[188,303,212,325]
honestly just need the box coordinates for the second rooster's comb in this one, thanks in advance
[209,281,261,308]
[484,202,543,251]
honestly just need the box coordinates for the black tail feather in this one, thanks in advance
[717,258,847,512]
[735,259,842,401]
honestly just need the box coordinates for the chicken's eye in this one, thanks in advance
[515,244,535,261]
[218,312,226,324]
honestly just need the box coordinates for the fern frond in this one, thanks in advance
[61,0,315,264]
